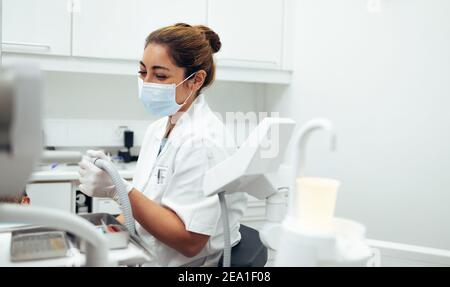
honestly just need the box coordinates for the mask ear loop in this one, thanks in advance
[176,72,197,87]
[170,72,197,123]
[176,71,198,105]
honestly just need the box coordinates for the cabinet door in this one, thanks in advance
[207,0,284,68]
[26,183,73,213]
[2,0,72,56]
[72,0,207,60]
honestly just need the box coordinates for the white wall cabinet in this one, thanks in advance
[72,0,207,60]
[26,182,74,213]
[1,0,72,56]
[207,0,285,69]
[2,0,292,84]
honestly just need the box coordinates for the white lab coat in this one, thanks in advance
[132,94,248,267]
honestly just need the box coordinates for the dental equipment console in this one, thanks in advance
[0,65,109,266]
[203,117,296,267]
[203,118,372,267]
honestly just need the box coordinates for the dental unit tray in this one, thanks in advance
[10,227,70,262]
[78,213,153,258]
[78,213,129,252]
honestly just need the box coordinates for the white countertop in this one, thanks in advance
[29,163,136,182]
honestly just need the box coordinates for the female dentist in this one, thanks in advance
[78,23,247,267]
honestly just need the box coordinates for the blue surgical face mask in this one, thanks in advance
[138,72,196,117]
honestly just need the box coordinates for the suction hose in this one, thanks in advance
[93,158,136,236]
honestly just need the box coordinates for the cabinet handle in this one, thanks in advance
[2,41,51,51]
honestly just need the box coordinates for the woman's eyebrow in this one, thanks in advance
[139,61,170,71]
[152,65,170,71]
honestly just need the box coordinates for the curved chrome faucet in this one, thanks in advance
[292,118,336,179]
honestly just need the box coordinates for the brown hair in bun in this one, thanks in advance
[145,23,221,93]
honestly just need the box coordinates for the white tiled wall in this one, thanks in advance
[43,119,151,147]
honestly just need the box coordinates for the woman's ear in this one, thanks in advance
[191,70,206,92]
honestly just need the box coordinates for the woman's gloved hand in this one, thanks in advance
[78,150,132,201]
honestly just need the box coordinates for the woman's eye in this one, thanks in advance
[156,75,167,80]
[138,70,147,76]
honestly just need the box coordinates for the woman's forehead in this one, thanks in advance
[141,43,180,72]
